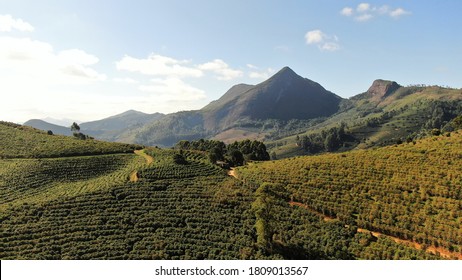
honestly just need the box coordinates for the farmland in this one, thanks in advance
[1,122,461,259]
[236,131,462,258]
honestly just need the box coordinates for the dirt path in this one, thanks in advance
[228,168,238,179]
[129,149,154,183]
[291,201,462,260]
[134,149,154,165]
[356,228,461,260]
[129,170,139,182]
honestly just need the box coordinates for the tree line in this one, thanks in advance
[175,139,270,167]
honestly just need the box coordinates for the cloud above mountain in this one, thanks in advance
[305,30,340,52]
[198,59,243,81]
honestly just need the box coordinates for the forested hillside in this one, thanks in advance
[270,84,462,158]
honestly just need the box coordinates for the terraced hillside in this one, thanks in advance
[236,131,462,259]
[0,121,140,158]
[0,146,257,259]
[0,122,455,259]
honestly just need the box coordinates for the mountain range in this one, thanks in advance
[24,66,462,156]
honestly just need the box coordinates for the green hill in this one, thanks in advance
[0,121,141,158]
[1,121,460,259]
[236,130,462,259]
[133,67,342,147]
[269,83,462,158]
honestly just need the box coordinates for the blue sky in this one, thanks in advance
[1,0,461,124]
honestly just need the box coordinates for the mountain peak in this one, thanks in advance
[200,66,342,131]
[269,66,299,81]
[367,79,401,100]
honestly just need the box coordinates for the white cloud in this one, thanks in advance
[0,36,106,83]
[0,14,34,32]
[116,54,203,78]
[58,49,99,66]
[305,30,340,52]
[390,8,411,18]
[198,59,243,81]
[246,64,258,69]
[357,3,370,12]
[341,3,411,21]
[340,7,353,16]
[60,64,106,80]
[0,35,108,123]
[139,77,206,101]
[248,67,275,80]
[305,30,325,44]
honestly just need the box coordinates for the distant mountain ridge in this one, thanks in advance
[80,110,164,142]
[23,66,462,153]
[24,119,73,136]
[25,110,165,142]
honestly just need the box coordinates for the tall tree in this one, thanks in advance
[71,122,80,133]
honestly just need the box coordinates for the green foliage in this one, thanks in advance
[0,144,254,260]
[0,122,141,158]
[454,116,462,128]
[138,149,225,181]
[272,90,462,158]
[238,131,462,259]
[0,176,255,260]
[297,124,352,154]
[172,152,187,165]
[1,122,458,260]
[0,154,144,210]
[176,139,270,167]
[70,122,80,133]
[229,140,270,161]
[252,183,279,252]
[229,150,244,166]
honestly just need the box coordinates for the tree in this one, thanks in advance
[71,122,87,140]
[71,122,80,133]
[252,183,274,252]
[209,147,224,164]
[229,150,244,166]
[173,153,187,164]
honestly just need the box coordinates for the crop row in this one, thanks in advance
[0,175,256,259]
[236,133,462,252]
[0,154,144,208]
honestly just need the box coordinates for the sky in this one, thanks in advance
[1,0,461,125]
